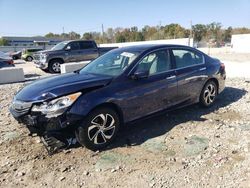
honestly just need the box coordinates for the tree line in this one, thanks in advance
[44,22,250,46]
[1,22,250,46]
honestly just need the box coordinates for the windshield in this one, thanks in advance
[80,49,140,76]
[51,41,68,50]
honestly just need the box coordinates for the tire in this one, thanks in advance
[75,107,120,151]
[48,59,63,73]
[199,80,218,107]
[26,56,33,62]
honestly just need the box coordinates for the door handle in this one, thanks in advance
[166,75,176,80]
[199,67,206,71]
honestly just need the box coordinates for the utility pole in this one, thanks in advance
[190,20,193,38]
[158,21,162,40]
[189,20,193,46]
[62,27,65,39]
[101,24,104,37]
[101,24,104,43]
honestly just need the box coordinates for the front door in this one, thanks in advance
[79,41,99,61]
[119,49,178,121]
[65,41,81,62]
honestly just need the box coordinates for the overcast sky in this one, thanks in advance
[0,0,250,36]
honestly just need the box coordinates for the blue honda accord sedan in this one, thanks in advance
[10,44,226,152]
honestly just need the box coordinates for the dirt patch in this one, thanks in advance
[0,78,250,187]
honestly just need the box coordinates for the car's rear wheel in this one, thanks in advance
[200,80,218,107]
[49,59,62,73]
[75,107,120,151]
[26,56,33,62]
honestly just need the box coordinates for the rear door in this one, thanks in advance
[171,48,207,103]
[79,41,99,61]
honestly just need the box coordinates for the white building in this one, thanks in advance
[0,36,63,52]
[231,34,250,53]
[1,36,62,48]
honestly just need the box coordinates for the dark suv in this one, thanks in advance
[10,44,226,153]
[34,40,116,73]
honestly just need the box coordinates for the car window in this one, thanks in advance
[26,49,41,53]
[69,42,80,50]
[79,41,95,49]
[172,49,204,69]
[136,50,171,75]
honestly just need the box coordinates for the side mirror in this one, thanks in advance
[65,45,71,51]
[131,70,149,80]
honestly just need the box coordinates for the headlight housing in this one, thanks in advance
[32,92,81,118]
[41,53,47,60]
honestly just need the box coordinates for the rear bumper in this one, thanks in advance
[218,73,226,94]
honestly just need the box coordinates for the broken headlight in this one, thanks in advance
[31,92,81,118]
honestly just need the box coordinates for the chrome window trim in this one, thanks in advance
[128,47,206,78]
[174,62,205,71]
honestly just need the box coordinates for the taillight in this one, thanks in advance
[8,59,14,65]
[220,62,225,73]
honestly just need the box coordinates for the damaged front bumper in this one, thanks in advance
[9,105,82,154]
[34,60,48,70]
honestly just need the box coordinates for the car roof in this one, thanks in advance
[114,44,196,53]
[64,40,95,43]
[26,48,43,50]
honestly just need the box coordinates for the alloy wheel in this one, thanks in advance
[52,62,61,73]
[203,83,216,105]
[87,113,116,145]
[27,56,33,61]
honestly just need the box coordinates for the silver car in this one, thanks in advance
[0,51,14,68]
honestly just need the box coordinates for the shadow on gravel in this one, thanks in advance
[25,73,41,78]
[105,86,247,150]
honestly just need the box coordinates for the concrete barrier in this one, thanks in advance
[0,67,25,84]
[61,61,90,74]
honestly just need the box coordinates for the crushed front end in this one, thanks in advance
[9,93,83,155]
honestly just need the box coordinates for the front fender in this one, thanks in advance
[47,56,65,63]
[69,88,115,118]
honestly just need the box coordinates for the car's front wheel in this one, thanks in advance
[49,59,62,73]
[200,80,218,107]
[76,107,120,151]
[26,56,33,62]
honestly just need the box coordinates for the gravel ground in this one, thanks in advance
[0,78,250,187]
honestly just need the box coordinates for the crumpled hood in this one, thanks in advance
[15,72,112,102]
